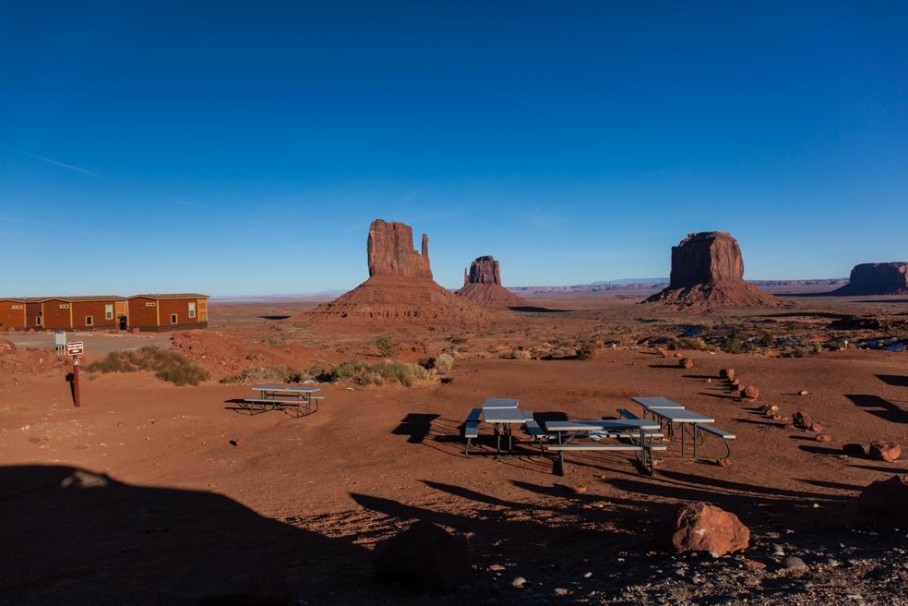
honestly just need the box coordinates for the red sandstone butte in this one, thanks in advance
[833,262,908,296]
[644,232,784,309]
[456,255,531,309]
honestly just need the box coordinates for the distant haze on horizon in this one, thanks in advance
[2,2,905,297]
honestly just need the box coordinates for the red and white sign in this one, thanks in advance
[67,341,84,356]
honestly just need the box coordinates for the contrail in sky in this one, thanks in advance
[20,151,110,180]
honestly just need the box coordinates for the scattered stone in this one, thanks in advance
[843,443,866,457]
[742,385,759,400]
[679,357,694,369]
[816,434,833,443]
[554,588,570,596]
[743,559,766,570]
[657,348,671,358]
[488,564,506,572]
[869,441,901,462]
[573,485,588,495]
[772,544,786,557]
[720,368,736,380]
[809,423,825,433]
[511,576,527,588]
[670,502,750,556]
[799,390,809,396]
[372,520,471,593]
[730,378,741,388]
[793,411,812,429]
[716,458,732,468]
[859,475,908,528]
[782,556,808,571]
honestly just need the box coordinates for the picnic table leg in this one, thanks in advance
[693,424,699,458]
[495,424,502,459]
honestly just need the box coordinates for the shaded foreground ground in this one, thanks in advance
[1,294,908,605]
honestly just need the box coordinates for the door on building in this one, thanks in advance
[118,316,127,330]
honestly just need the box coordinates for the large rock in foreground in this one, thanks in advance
[645,232,784,309]
[372,521,471,594]
[670,501,750,555]
[456,255,531,309]
[833,263,908,296]
[859,474,908,528]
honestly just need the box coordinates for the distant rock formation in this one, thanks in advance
[644,232,784,309]
[310,220,493,322]
[455,255,531,309]
[832,263,908,296]
[367,220,432,279]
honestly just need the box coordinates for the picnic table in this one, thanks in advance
[544,419,665,475]
[239,385,322,417]
[630,398,714,458]
[462,398,528,457]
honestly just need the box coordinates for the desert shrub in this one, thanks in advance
[542,346,577,360]
[375,336,394,358]
[86,346,209,386]
[331,360,428,388]
[576,342,600,360]
[502,349,532,360]
[433,353,454,374]
[669,337,708,351]
[718,334,757,354]
[220,365,303,385]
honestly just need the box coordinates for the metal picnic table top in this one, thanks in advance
[252,385,321,396]
[632,396,686,411]
[482,397,519,410]
[482,407,529,423]
[648,407,714,423]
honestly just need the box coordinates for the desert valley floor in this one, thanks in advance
[1,291,907,605]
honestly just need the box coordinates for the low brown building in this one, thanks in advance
[0,298,26,330]
[2,293,208,331]
[127,294,209,331]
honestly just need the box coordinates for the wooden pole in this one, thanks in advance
[72,356,81,407]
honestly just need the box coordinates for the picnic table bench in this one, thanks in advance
[238,385,322,418]
[544,419,665,475]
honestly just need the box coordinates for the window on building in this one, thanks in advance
[146,302,156,307]
[85,316,93,326]
[59,304,70,309]
[12,305,23,310]
[171,314,178,324]
[36,315,43,327]
[105,304,114,320]
[188,302,196,318]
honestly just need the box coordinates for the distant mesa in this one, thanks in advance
[832,263,908,296]
[644,231,785,309]
[310,219,492,322]
[455,255,531,309]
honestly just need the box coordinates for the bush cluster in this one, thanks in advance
[220,365,304,385]
[332,360,429,388]
[86,346,209,386]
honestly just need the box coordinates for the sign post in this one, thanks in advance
[67,341,84,407]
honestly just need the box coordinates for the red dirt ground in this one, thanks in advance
[2,294,907,605]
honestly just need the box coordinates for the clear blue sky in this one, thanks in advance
[2,1,905,296]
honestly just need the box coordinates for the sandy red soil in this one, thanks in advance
[1,294,907,605]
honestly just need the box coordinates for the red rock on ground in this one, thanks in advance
[670,502,750,555]
[816,434,833,443]
[793,411,812,429]
[869,441,902,462]
[679,357,694,369]
[372,520,471,594]
[720,368,735,380]
[859,475,908,528]
[742,385,759,400]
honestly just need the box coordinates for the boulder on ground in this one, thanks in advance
[792,411,812,429]
[679,357,694,369]
[372,520,471,593]
[670,502,750,555]
[742,385,759,400]
[869,441,902,462]
[858,474,908,528]
[720,368,735,380]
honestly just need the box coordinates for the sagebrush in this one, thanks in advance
[86,346,209,386]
